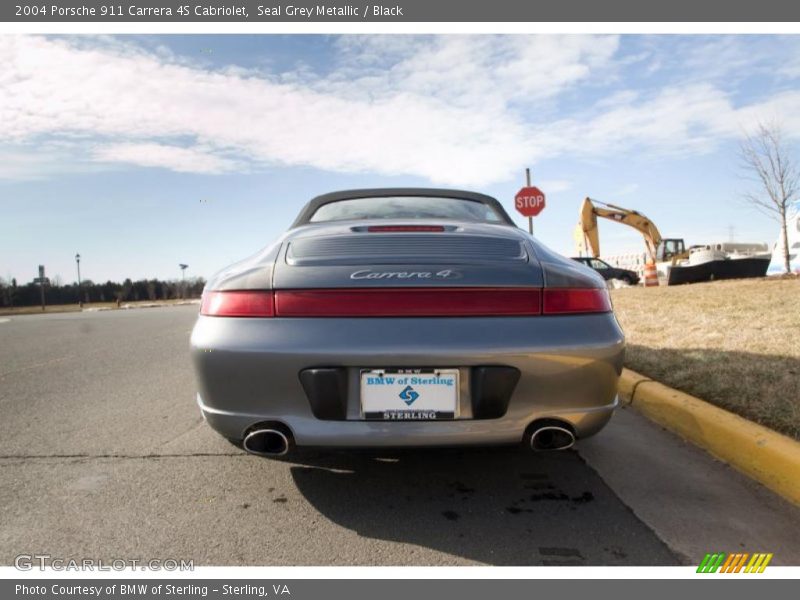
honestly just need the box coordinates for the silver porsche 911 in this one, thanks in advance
[190,188,624,457]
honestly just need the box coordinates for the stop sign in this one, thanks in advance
[515,186,546,217]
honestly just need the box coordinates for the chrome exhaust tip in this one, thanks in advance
[242,428,290,457]
[530,425,575,451]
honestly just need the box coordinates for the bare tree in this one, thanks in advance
[740,121,798,274]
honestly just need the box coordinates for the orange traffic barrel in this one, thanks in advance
[644,262,659,287]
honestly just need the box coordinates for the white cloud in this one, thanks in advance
[537,179,573,193]
[326,35,620,109]
[0,150,61,180]
[542,84,800,158]
[0,145,98,180]
[0,35,799,186]
[93,142,239,174]
[0,35,544,184]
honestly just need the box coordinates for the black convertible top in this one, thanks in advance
[291,188,517,228]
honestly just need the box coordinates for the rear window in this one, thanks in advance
[309,196,505,224]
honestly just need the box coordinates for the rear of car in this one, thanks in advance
[190,189,625,455]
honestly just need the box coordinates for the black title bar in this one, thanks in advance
[4,0,800,22]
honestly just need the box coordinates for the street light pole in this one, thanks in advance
[179,264,188,299]
[75,253,82,307]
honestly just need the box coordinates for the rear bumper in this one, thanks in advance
[198,393,618,447]
[190,314,625,447]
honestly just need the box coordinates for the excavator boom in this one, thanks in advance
[575,197,664,262]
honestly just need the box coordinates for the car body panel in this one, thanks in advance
[273,221,544,289]
[192,314,623,445]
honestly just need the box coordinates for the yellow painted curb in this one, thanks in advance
[619,368,800,506]
[617,369,650,404]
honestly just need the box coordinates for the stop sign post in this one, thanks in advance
[515,176,546,234]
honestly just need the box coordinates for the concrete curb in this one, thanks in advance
[619,368,800,506]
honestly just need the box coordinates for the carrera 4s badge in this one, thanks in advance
[349,269,462,280]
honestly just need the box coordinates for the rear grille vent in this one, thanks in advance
[287,235,527,265]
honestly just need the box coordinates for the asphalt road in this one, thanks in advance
[1,306,798,566]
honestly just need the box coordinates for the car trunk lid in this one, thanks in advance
[272,223,543,289]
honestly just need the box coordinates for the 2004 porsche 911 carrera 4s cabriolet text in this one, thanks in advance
[190,189,625,457]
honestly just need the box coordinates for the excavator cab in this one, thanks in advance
[657,238,686,262]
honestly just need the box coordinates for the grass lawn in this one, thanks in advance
[611,277,799,440]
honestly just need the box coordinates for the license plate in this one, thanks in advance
[360,369,459,420]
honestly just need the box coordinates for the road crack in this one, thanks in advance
[0,451,246,463]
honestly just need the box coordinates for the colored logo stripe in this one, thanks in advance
[697,552,773,573]
[697,553,726,573]
[733,553,749,573]
[721,553,750,573]
[720,553,735,572]
[696,554,711,573]
[745,553,773,573]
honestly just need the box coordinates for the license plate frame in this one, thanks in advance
[359,368,460,421]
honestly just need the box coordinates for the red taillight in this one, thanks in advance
[201,291,274,317]
[366,225,445,232]
[274,288,541,317]
[543,288,611,314]
[200,287,610,317]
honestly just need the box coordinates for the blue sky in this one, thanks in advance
[1,34,799,284]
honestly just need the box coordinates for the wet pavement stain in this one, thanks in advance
[278,447,680,564]
[506,506,531,515]
[530,492,570,502]
[604,546,628,559]
[539,546,585,566]
[450,481,476,494]
[524,482,556,490]
[506,488,595,513]
[541,559,584,566]
[540,547,584,558]
[520,473,549,480]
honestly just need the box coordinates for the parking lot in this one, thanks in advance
[1,306,798,566]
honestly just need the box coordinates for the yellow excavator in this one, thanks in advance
[574,197,687,264]
[574,197,772,285]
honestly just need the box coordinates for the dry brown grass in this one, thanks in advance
[611,277,800,439]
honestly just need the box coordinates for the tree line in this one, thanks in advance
[0,276,206,307]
